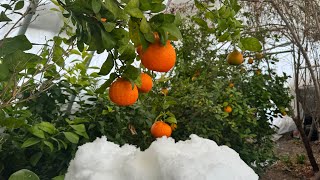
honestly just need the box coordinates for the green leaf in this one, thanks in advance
[104,0,119,18]
[63,132,79,144]
[1,4,12,10]
[52,45,65,67]
[240,37,262,52]
[8,169,39,180]
[0,35,32,56]
[52,175,65,180]
[230,0,241,13]
[37,122,56,135]
[3,50,42,72]
[125,8,144,18]
[102,22,116,32]
[140,18,152,34]
[0,109,5,119]
[59,139,68,149]
[95,73,117,93]
[174,13,182,25]
[101,30,116,50]
[152,0,164,3]
[98,54,114,75]
[77,41,84,52]
[194,0,206,11]
[218,32,231,42]
[165,117,177,124]
[70,124,86,133]
[125,0,139,8]
[143,32,155,43]
[129,19,141,46]
[0,63,9,81]
[118,43,136,62]
[91,0,101,13]
[139,31,149,49]
[159,24,182,40]
[43,141,54,152]
[122,65,140,81]
[21,138,41,148]
[0,11,11,22]
[74,130,89,139]
[0,117,25,129]
[140,0,152,11]
[192,17,208,28]
[29,126,45,139]
[150,3,166,13]
[14,1,24,10]
[30,152,42,167]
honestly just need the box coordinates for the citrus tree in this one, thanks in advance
[0,0,293,178]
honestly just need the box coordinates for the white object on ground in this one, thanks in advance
[271,115,297,141]
[65,134,258,180]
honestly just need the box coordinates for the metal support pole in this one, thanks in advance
[17,0,39,35]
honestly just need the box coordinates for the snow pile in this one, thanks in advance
[65,134,258,180]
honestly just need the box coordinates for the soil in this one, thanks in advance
[260,133,320,180]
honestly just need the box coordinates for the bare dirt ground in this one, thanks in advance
[260,133,320,180]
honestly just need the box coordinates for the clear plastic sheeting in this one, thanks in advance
[65,134,259,180]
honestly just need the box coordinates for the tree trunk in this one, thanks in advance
[294,51,319,172]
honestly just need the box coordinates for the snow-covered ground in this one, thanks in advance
[65,134,258,180]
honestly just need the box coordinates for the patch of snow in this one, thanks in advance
[65,134,259,180]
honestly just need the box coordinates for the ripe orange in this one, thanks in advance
[227,50,244,65]
[108,78,138,106]
[229,83,234,88]
[151,121,172,138]
[256,69,261,75]
[161,88,168,96]
[255,52,263,60]
[224,105,232,113]
[101,18,107,22]
[137,33,176,72]
[248,58,254,64]
[138,73,153,93]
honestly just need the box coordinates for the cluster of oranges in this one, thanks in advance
[226,50,263,66]
[224,50,264,114]
[108,73,153,106]
[108,32,176,107]
[108,32,177,138]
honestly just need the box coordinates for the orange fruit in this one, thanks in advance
[227,50,244,65]
[255,52,263,60]
[151,121,172,138]
[101,18,107,22]
[224,105,232,113]
[256,69,261,75]
[108,78,138,106]
[248,58,254,64]
[229,83,234,88]
[137,33,176,72]
[161,88,169,96]
[138,73,153,93]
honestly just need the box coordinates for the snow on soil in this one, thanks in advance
[65,134,258,180]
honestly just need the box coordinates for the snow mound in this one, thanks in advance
[65,134,258,180]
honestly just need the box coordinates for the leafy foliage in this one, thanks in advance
[53,0,182,92]
[0,0,293,178]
